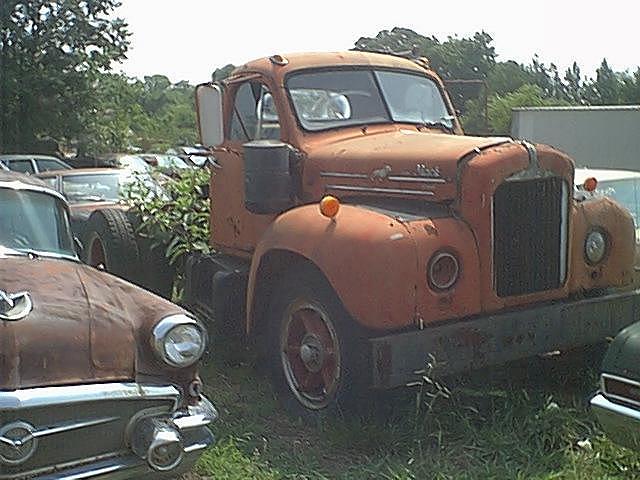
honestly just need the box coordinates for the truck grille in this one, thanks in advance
[0,385,176,479]
[493,176,566,297]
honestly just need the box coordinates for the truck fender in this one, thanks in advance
[246,204,420,334]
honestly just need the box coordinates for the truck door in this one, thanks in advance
[210,79,283,253]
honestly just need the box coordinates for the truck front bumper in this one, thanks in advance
[371,289,640,389]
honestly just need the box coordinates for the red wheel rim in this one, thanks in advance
[88,238,107,270]
[280,300,341,410]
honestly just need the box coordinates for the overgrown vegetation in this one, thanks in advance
[189,338,640,479]
[125,167,211,295]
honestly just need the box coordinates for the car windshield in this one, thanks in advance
[117,155,151,173]
[598,178,640,227]
[60,172,160,204]
[0,188,75,257]
[286,69,452,132]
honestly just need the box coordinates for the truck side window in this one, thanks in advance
[230,82,280,142]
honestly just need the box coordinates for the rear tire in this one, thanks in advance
[84,208,141,282]
[266,265,368,421]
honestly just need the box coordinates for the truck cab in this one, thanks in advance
[187,51,640,418]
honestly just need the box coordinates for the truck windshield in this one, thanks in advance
[0,188,76,258]
[286,69,452,132]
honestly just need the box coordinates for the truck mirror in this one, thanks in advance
[196,83,224,148]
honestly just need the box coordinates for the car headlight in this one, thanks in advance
[585,229,607,265]
[152,314,207,368]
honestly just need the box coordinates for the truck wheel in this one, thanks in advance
[84,208,141,282]
[266,266,368,420]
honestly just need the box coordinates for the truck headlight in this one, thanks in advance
[152,314,207,368]
[585,230,607,265]
[428,251,460,291]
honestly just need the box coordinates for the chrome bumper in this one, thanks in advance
[0,386,217,480]
[591,393,640,450]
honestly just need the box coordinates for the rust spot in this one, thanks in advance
[424,223,438,236]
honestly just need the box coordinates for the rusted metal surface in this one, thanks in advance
[371,288,640,389]
[200,51,637,342]
[0,254,195,392]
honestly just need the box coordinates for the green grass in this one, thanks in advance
[189,337,640,479]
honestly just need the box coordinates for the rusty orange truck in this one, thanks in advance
[185,51,640,418]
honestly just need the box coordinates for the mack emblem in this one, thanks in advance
[416,163,442,178]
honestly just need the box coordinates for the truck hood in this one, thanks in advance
[303,129,511,200]
[0,255,182,390]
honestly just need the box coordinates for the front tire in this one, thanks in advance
[266,266,368,420]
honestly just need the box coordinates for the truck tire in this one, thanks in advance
[84,208,141,283]
[266,265,368,421]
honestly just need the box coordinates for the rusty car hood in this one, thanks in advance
[302,128,511,200]
[0,255,183,390]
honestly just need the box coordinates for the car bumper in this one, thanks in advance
[371,289,640,389]
[591,393,640,450]
[0,385,217,480]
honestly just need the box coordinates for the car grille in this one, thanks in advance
[602,374,640,407]
[0,396,174,479]
[493,176,567,297]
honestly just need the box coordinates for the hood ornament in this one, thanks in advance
[0,290,32,321]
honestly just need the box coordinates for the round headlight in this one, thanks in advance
[152,315,206,368]
[585,230,607,265]
[428,251,460,291]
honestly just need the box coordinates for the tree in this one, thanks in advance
[0,0,129,152]
[563,62,582,104]
[488,84,568,135]
[583,59,622,105]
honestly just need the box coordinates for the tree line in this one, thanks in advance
[2,3,639,155]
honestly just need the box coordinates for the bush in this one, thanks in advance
[125,167,211,297]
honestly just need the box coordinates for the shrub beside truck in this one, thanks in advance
[184,51,640,418]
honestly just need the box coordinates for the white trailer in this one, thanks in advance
[511,105,640,170]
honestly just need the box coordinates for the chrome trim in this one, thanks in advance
[559,180,569,284]
[152,314,207,368]
[0,450,131,480]
[184,441,210,453]
[427,251,460,290]
[320,171,368,179]
[32,416,119,439]
[0,290,32,321]
[0,421,38,465]
[0,383,180,411]
[601,373,640,409]
[387,175,447,184]
[0,395,216,479]
[0,417,119,466]
[326,185,434,196]
[0,180,66,203]
[591,392,640,421]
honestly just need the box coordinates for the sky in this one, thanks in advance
[115,0,639,84]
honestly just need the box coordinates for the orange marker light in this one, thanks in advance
[319,195,340,218]
[583,177,598,192]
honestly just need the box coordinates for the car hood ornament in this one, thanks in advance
[0,290,32,321]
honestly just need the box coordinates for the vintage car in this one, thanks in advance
[575,168,640,239]
[0,170,215,479]
[0,154,71,174]
[37,168,174,298]
[139,153,192,176]
[591,321,640,450]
